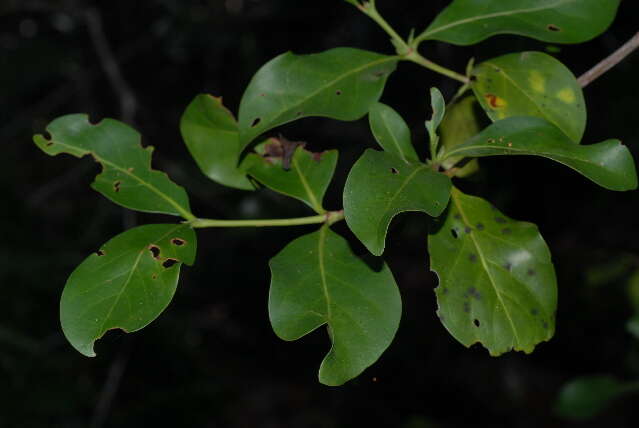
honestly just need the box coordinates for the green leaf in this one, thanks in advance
[238,48,398,147]
[439,95,481,177]
[344,149,452,256]
[441,116,638,191]
[180,94,254,190]
[34,114,193,218]
[471,51,585,142]
[60,224,197,357]
[244,137,338,213]
[555,375,638,420]
[269,226,401,386]
[428,187,557,355]
[368,102,419,162]
[426,87,446,158]
[417,0,620,46]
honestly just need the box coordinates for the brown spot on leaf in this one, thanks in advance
[335,90,342,95]
[113,181,121,193]
[547,24,561,32]
[96,250,105,256]
[484,94,507,109]
[171,238,186,246]
[527,268,536,277]
[162,258,178,269]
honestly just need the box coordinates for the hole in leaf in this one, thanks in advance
[451,229,459,239]
[335,90,342,95]
[96,250,105,256]
[149,245,161,259]
[473,319,480,327]
[113,181,121,193]
[162,258,178,269]
[547,24,561,32]
[390,167,399,174]
[171,238,186,246]
[251,118,261,127]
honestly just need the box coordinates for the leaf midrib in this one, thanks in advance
[292,152,324,213]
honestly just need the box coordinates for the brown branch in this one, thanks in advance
[578,31,639,88]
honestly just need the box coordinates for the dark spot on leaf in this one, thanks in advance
[162,258,178,269]
[390,167,399,174]
[312,152,324,162]
[465,227,472,234]
[495,217,507,224]
[527,269,536,276]
[468,287,481,300]
[451,229,459,239]
[501,228,512,235]
[503,262,512,271]
[251,118,261,127]
[473,319,480,327]
[468,253,477,263]
[127,167,134,172]
[476,223,484,231]
[96,250,105,256]
[151,273,158,280]
[45,141,54,147]
[113,181,121,193]
[454,214,461,220]
[487,138,496,144]
[442,287,449,295]
[470,75,477,82]
[547,24,561,32]
[259,93,266,97]
[463,302,470,313]
[171,238,186,246]
[296,111,303,117]
[531,308,539,316]
[492,66,501,72]
[149,245,161,259]
[335,90,342,96]
[542,321,549,329]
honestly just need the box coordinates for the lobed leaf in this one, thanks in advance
[245,137,338,213]
[344,149,451,256]
[238,48,397,147]
[34,114,192,218]
[471,51,585,142]
[441,116,638,191]
[417,0,620,46]
[439,95,481,176]
[60,224,197,357]
[429,188,558,355]
[180,94,254,190]
[269,226,401,386]
[368,102,419,163]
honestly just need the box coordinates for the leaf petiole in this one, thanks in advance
[189,210,345,229]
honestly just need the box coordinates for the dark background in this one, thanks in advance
[2,1,639,427]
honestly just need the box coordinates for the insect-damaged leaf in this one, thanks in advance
[417,0,620,46]
[441,116,638,191]
[269,226,401,386]
[439,95,482,177]
[245,137,338,213]
[60,224,197,357]
[471,51,585,142]
[180,94,254,190]
[428,188,557,355]
[238,47,397,147]
[368,102,419,163]
[33,115,192,218]
[344,149,451,256]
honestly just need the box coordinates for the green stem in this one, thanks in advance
[189,210,345,229]
[404,51,469,84]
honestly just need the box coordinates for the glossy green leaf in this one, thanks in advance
[180,94,253,190]
[34,115,193,218]
[269,226,401,386]
[439,95,481,177]
[441,116,638,191]
[244,137,337,213]
[238,48,398,146]
[471,51,585,142]
[555,375,639,420]
[344,149,452,256]
[417,0,620,46]
[368,102,419,162]
[429,188,557,355]
[61,224,197,357]
[426,87,446,159]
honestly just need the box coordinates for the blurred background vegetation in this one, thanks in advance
[1,0,638,426]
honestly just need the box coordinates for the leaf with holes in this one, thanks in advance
[428,187,557,355]
[439,95,482,177]
[269,225,401,386]
[238,48,397,147]
[417,0,620,46]
[33,115,192,218]
[244,137,337,213]
[344,149,452,256]
[368,102,419,162]
[180,94,254,190]
[60,224,197,357]
[441,116,638,191]
[471,51,585,142]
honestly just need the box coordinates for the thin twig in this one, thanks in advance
[84,7,138,124]
[578,31,639,88]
